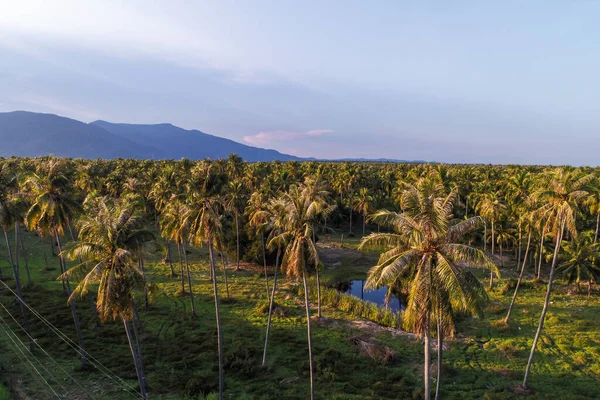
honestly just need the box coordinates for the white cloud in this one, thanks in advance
[243,129,333,145]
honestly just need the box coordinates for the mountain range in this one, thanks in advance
[0,111,300,161]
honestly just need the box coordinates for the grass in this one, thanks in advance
[0,229,599,399]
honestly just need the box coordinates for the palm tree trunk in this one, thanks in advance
[537,227,545,280]
[17,224,32,285]
[166,241,176,277]
[55,232,87,369]
[316,265,322,318]
[523,222,564,389]
[208,242,224,400]
[235,213,240,271]
[483,222,487,252]
[131,309,148,388]
[435,308,443,400]
[261,232,269,298]
[311,230,322,318]
[219,251,230,300]
[139,254,149,311]
[517,225,522,271]
[262,247,281,367]
[491,220,495,256]
[302,268,315,400]
[595,213,599,244]
[465,196,468,218]
[40,235,50,272]
[182,242,196,317]
[176,242,186,294]
[349,204,353,234]
[362,213,366,237]
[424,314,431,400]
[506,229,532,324]
[123,319,148,400]
[489,221,496,289]
[4,228,31,346]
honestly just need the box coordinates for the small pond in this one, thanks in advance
[337,280,404,313]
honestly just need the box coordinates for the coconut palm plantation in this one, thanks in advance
[0,157,598,399]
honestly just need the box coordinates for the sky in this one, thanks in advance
[1,0,599,165]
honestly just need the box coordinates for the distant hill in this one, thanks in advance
[0,111,160,159]
[0,111,299,161]
[91,120,299,162]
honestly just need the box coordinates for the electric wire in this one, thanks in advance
[0,316,62,399]
[0,299,96,399]
[0,280,142,399]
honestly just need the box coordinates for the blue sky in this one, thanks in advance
[1,1,599,164]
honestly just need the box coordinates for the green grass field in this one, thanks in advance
[0,229,599,399]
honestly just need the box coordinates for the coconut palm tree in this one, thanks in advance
[62,196,154,399]
[22,160,87,368]
[270,183,329,400]
[246,190,271,297]
[262,197,288,366]
[505,169,534,269]
[160,198,196,316]
[522,168,594,389]
[557,231,600,295]
[475,192,506,288]
[224,180,247,271]
[0,169,31,340]
[585,186,600,243]
[360,175,498,400]
[505,214,534,324]
[301,177,333,318]
[353,187,374,237]
[187,161,227,400]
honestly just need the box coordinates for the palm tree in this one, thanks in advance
[522,168,594,389]
[505,168,534,268]
[262,197,288,366]
[187,162,227,400]
[360,176,498,400]
[159,198,197,316]
[62,197,153,399]
[271,183,328,400]
[0,169,31,341]
[247,190,271,297]
[505,214,534,324]
[353,187,374,237]
[475,192,506,288]
[585,186,600,243]
[557,231,600,295]
[224,180,247,272]
[23,160,87,368]
[301,177,333,318]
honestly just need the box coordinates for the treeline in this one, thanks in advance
[1,154,599,399]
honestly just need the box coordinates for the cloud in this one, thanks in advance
[243,129,333,146]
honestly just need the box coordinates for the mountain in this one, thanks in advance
[0,111,299,161]
[91,120,299,162]
[0,111,161,159]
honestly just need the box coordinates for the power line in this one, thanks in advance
[0,317,62,399]
[0,300,96,399]
[0,280,142,399]
[0,313,68,396]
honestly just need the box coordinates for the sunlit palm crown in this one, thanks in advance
[62,197,154,322]
[532,168,595,238]
[360,175,498,337]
